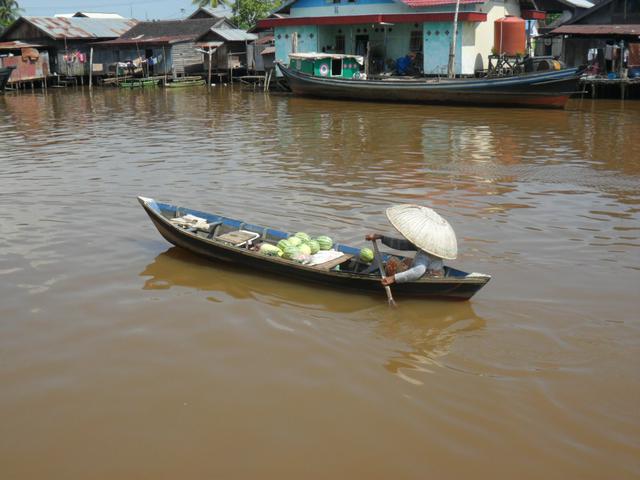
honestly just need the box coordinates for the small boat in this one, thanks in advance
[165,79,205,88]
[118,78,160,88]
[0,66,15,91]
[138,197,491,300]
[278,53,582,109]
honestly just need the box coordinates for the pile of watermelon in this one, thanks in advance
[259,231,334,263]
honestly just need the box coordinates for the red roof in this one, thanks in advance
[399,0,484,6]
[257,12,487,29]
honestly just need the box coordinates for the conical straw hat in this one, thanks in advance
[385,204,458,260]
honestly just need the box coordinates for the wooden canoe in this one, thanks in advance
[138,196,491,300]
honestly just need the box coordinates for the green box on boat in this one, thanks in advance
[289,53,363,79]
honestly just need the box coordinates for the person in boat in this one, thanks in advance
[365,204,458,286]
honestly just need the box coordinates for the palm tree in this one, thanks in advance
[0,0,21,30]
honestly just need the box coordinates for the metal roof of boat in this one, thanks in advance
[289,52,364,64]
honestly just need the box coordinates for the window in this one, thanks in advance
[335,35,345,53]
[410,30,422,52]
[331,58,342,76]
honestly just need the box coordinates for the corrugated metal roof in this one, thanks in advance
[255,35,274,45]
[96,35,198,46]
[551,24,640,36]
[188,5,234,19]
[260,46,275,55]
[23,17,137,39]
[0,40,44,50]
[210,28,258,42]
[399,0,484,6]
[54,12,125,19]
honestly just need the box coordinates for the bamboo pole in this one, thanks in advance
[163,46,167,85]
[89,47,94,89]
[447,0,461,78]
[208,47,212,87]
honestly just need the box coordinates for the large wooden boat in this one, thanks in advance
[0,66,15,91]
[138,196,491,300]
[278,53,581,109]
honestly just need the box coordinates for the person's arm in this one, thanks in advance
[393,264,427,283]
[380,235,415,251]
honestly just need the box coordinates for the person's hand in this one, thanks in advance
[365,233,382,241]
[381,275,395,286]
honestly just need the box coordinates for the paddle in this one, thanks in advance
[372,239,397,307]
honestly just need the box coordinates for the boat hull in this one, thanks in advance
[0,66,15,91]
[138,197,490,301]
[278,63,581,109]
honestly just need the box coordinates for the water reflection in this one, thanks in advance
[378,302,486,385]
[140,247,380,313]
[141,247,487,385]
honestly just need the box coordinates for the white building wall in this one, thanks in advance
[465,0,521,74]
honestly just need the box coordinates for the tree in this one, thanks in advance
[0,0,21,32]
[233,0,281,29]
[191,0,281,29]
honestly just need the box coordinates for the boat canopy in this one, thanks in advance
[289,52,364,65]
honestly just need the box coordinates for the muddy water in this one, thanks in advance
[0,87,638,479]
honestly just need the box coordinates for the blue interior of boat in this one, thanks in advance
[151,200,469,278]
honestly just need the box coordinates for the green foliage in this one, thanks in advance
[233,0,281,29]
[190,0,281,29]
[0,0,21,31]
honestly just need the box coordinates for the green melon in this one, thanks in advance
[298,243,312,256]
[315,235,333,250]
[282,246,299,260]
[259,243,282,257]
[277,239,290,251]
[287,236,302,247]
[294,232,311,242]
[307,239,320,255]
[359,247,374,263]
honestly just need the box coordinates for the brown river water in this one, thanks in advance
[0,87,639,479]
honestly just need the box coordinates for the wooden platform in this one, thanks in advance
[309,254,353,271]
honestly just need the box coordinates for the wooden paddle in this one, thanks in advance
[372,239,396,307]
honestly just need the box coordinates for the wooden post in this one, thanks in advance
[208,47,212,87]
[162,46,167,86]
[89,47,94,89]
[447,0,461,78]
[292,32,298,54]
[365,41,370,77]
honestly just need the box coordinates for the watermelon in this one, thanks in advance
[287,236,302,247]
[359,247,374,263]
[282,246,299,260]
[294,232,311,242]
[259,244,283,257]
[277,239,290,251]
[298,243,312,256]
[315,235,333,250]
[307,239,320,255]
